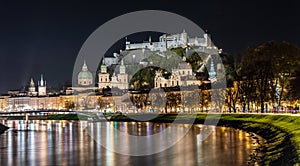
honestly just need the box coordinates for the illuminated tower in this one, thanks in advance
[38,74,47,96]
[208,57,217,83]
[28,78,37,96]
[117,59,128,89]
[98,60,110,89]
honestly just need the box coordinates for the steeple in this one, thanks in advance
[101,59,107,73]
[40,74,45,86]
[38,74,47,96]
[28,78,36,95]
[82,60,88,71]
[120,59,126,74]
[30,78,35,87]
[209,58,216,79]
[185,47,189,59]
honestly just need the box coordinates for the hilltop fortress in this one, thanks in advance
[104,30,221,66]
[125,30,214,52]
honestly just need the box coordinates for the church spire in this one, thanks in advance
[100,59,107,73]
[40,74,44,86]
[38,74,46,96]
[30,78,35,87]
[120,59,126,74]
[209,57,216,79]
[82,60,88,71]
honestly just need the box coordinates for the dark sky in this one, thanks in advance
[0,0,300,94]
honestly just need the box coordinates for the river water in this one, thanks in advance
[0,120,261,166]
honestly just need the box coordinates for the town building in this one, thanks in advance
[98,59,129,90]
[38,75,47,96]
[154,59,201,88]
[111,60,128,90]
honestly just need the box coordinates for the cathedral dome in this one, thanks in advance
[78,70,93,79]
[78,61,93,86]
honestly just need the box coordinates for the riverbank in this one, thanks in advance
[0,123,9,134]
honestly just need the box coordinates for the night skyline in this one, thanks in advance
[1,0,300,93]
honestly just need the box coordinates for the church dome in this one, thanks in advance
[78,61,93,86]
[78,70,93,79]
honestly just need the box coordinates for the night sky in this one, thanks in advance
[1,0,300,94]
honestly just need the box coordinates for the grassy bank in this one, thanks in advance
[48,113,91,120]
[108,113,300,165]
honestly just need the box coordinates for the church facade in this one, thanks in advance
[98,60,129,90]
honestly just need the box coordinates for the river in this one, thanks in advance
[0,120,262,166]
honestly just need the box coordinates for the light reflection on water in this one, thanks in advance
[0,120,259,166]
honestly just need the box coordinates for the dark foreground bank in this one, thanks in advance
[0,123,9,134]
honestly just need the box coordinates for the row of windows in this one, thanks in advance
[179,70,191,75]
[100,78,108,82]
[79,81,92,85]
[156,81,179,87]
[100,78,128,83]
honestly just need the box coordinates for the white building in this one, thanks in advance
[154,60,201,88]
[28,78,37,96]
[98,60,111,89]
[125,30,213,52]
[111,60,128,90]
[38,75,47,96]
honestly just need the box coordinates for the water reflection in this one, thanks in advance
[0,120,260,166]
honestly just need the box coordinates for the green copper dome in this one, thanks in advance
[78,71,93,79]
[78,60,93,79]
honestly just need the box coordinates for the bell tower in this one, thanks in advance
[38,74,47,96]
